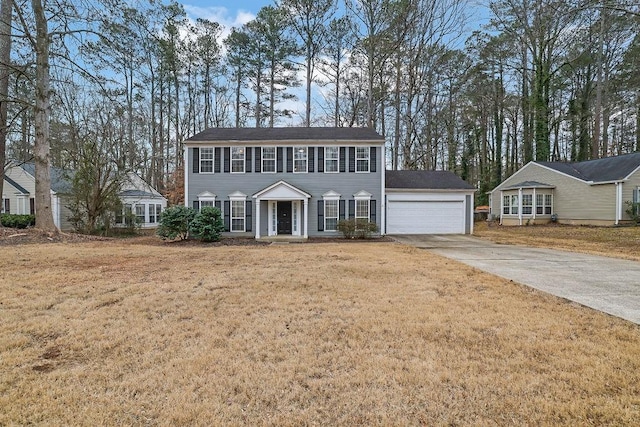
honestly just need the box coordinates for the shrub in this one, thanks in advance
[189,206,224,242]
[0,214,36,229]
[156,205,196,240]
[337,218,379,239]
[625,201,640,225]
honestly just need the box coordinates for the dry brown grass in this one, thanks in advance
[1,240,639,425]
[475,222,640,262]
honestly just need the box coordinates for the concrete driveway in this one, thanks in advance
[391,234,640,324]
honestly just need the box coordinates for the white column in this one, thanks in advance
[255,198,261,239]
[532,188,537,221]
[615,182,622,225]
[518,188,523,226]
[303,198,309,238]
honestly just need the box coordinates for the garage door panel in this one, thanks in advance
[387,200,464,234]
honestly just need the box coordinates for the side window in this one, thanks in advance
[356,147,369,172]
[200,148,214,173]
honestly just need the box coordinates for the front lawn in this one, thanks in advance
[475,221,640,261]
[1,241,638,425]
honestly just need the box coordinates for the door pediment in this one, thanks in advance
[253,180,311,200]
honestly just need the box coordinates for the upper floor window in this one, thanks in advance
[200,148,213,173]
[325,146,339,173]
[356,147,369,172]
[262,147,276,173]
[231,200,245,232]
[231,147,245,173]
[294,146,307,173]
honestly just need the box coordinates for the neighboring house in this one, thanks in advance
[2,163,167,230]
[184,127,475,238]
[114,172,168,229]
[385,170,475,234]
[489,152,640,226]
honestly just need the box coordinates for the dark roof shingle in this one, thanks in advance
[386,170,475,190]
[536,152,640,182]
[186,127,384,142]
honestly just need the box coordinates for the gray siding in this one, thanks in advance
[187,144,383,237]
[622,168,640,220]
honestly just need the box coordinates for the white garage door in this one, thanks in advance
[387,200,465,234]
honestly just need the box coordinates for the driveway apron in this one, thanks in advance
[391,235,640,324]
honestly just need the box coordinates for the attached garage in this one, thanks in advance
[385,170,475,235]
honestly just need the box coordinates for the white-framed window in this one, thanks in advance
[231,200,245,232]
[293,146,307,173]
[325,199,339,231]
[522,194,532,215]
[200,147,214,173]
[198,192,216,211]
[511,195,519,215]
[356,147,369,172]
[544,194,552,215]
[231,147,245,173]
[503,195,510,215]
[135,204,146,224]
[262,147,276,173]
[149,204,162,223]
[356,199,369,221]
[325,146,339,173]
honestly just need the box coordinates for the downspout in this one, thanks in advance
[615,181,622,225]
[183,146,189,207]
[499,190,503,225]
[532,188,536,222]
[380,145,386,235]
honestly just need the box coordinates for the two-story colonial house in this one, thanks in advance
[184,127,386,239]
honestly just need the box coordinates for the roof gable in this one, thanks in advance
[253,180,311,200]
[20,163,73,193]
[385,170,475,190]
[186,127,385,143]
[536,152,640,183]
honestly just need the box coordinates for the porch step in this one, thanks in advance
[258,236,308,243]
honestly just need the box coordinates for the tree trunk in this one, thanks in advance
[32,0,57,231]
[0,0,12,204]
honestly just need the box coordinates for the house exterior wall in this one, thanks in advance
[3,166,35,215]
[185,143,384,238]
[622,168,640,221]
[491,162,618,225]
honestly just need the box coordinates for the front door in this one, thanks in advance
[277,201,292,234]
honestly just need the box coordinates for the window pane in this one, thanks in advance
[231,200,245,232]
[356,147,369,172]
[356,199,369,219]
[200,148,213,173]
[325,147,339,172]
[522,194,532,215]
[262,147,276,173]
[231,147,245,173]
[294,146,307,172]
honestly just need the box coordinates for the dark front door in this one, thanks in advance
[277,201,292,234]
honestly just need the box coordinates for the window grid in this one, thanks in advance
[325,147,339,173]
[231,147,245,173]
[135,204,146,224]
[356,147,369,172]
[262,147,276,173]
[200,148,213,173]
[231,200,245,232]
[522,194,533,215]
[294,146,307,173]
[325,199,338,231]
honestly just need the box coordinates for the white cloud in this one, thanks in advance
[182,5,255,40]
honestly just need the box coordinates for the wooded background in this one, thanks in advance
[1,0,639,223]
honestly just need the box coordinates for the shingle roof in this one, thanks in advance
[536,152,640,183]
[502,181,555,190]
[3,175,29,194]
[21,163,73,193]
[385,170,476,190]
[120,189,159,198]
[186,127,385,142]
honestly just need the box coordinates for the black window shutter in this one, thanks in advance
[349,147,356,172]
[193,200,199,211]
[224,147,230,173]
[214,148,221,173]
[308,147,315,172]
[287,147,293,173]
[255,148,261,173]
[370,200,376,223]
[317,200,324,231]
[348,200,355,219]
[339,147,346,172]
[370,147,377,172]
[215,200,221,210]
[339,200,345,220]
[223,201,230,231]
[246,201,252,232]
[193,148,199,173]
[30,198,35,215]
[277,147,284,172]
[245,147,252,172]
[318,147,324,172]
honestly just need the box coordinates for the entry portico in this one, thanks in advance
[253,180,311,239]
